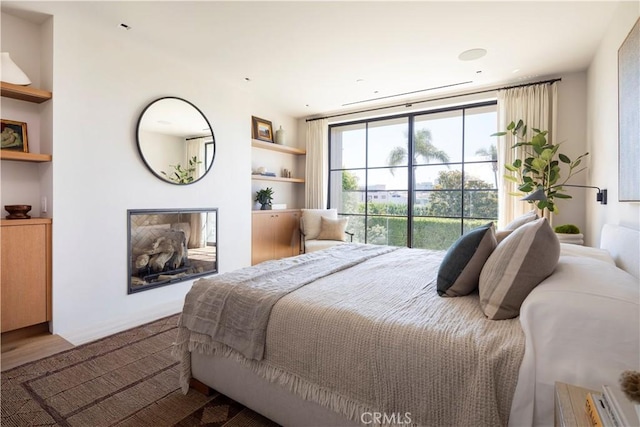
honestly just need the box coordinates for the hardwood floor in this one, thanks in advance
[1,323,74,372]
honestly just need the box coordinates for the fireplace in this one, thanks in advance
[127,208,217,293]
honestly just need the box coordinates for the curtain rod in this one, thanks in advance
[305,77,561,123]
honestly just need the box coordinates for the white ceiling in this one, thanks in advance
[4,1,624,118]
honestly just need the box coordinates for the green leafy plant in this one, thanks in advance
[255,187,274,209]
[493,120,589,214]
[161,156,202,184]
[554,224,581,234]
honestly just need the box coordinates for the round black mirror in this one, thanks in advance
[136,97,215,185]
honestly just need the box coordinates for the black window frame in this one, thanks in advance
[328,100,498,248]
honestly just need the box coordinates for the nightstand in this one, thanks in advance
[554,381,599,427]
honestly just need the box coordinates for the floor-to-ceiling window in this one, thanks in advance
[329,102,497,250]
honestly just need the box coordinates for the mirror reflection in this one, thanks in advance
[136,97,215,184]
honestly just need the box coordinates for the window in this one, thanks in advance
[329,102,497,250]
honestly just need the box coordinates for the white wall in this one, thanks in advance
[553,72,589,233]
[2,5,295,344]
[586,3,640,246]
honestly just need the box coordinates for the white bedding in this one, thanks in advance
[179,246,526,426]
[183,231,640,427]
[510,248,640,426]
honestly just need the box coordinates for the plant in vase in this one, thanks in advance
[255,187,274,210]
[554,224,584,245]
[493,120,589,215]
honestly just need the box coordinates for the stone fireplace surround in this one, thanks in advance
[127,208,217,293]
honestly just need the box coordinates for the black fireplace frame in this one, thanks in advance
[127,208,218,294]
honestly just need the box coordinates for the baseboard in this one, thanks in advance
[58,300,183,346]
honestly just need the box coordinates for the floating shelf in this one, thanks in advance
[0,151,52,162]
[251,139,305,155]
[1,82,52,103]
[252,175,304,183]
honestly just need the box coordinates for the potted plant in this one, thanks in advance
[493,120,589,215]
[554,224,584,245]
[255,187,274,210]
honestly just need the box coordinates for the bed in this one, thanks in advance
[174,223,640,427]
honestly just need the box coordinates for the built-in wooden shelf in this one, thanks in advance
[252,139,306,155]
[1,82,52,104]
[252,175,304,183]
[0,151,52,162]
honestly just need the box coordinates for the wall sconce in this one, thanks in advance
[521,185,607,204]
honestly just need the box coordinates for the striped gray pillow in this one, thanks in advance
[479,218,560,320]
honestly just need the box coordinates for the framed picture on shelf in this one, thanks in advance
[251,116,274,143]
[1,119,28,152]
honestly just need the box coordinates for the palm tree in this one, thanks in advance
[387,129,450,175]
[475,144,498,188]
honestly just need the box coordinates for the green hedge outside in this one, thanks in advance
[349,215,495,251]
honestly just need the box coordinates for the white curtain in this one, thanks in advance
[497,83,558,228]
[186,137,206,179]
[305,118,328,208]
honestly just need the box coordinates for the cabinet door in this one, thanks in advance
[251,213,274,265]
[1,224,48,332]
[272,212,299,259]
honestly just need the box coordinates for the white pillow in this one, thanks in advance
[559,243,615,265]
[503,210,539,231]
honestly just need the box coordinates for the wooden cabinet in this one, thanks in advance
[252,210,300,265]
[1,218,52,333]
[1,83,53,333]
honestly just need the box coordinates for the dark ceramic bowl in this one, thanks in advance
[5,204,32,219]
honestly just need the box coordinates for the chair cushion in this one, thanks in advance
[479,217,560,320]
[301,209,338,240]
[437,222,497,297]
[304,239,347,253]
[316,217,349,241]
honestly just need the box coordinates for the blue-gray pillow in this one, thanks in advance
[437,222,497,297]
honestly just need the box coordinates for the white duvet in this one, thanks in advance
[509,246,640,426]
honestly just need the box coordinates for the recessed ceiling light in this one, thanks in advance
[458,48,487,61]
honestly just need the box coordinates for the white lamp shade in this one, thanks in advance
[1,52,31,85]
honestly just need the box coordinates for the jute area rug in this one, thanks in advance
[1,314,279,427]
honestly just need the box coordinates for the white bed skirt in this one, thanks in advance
[192,351,360,426]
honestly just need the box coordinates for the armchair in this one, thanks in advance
[300,209,353,253]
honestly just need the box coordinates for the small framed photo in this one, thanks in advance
[251,116,274,143]
[1,119,28,152]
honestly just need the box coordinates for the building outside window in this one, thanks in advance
[328,102,497,250]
